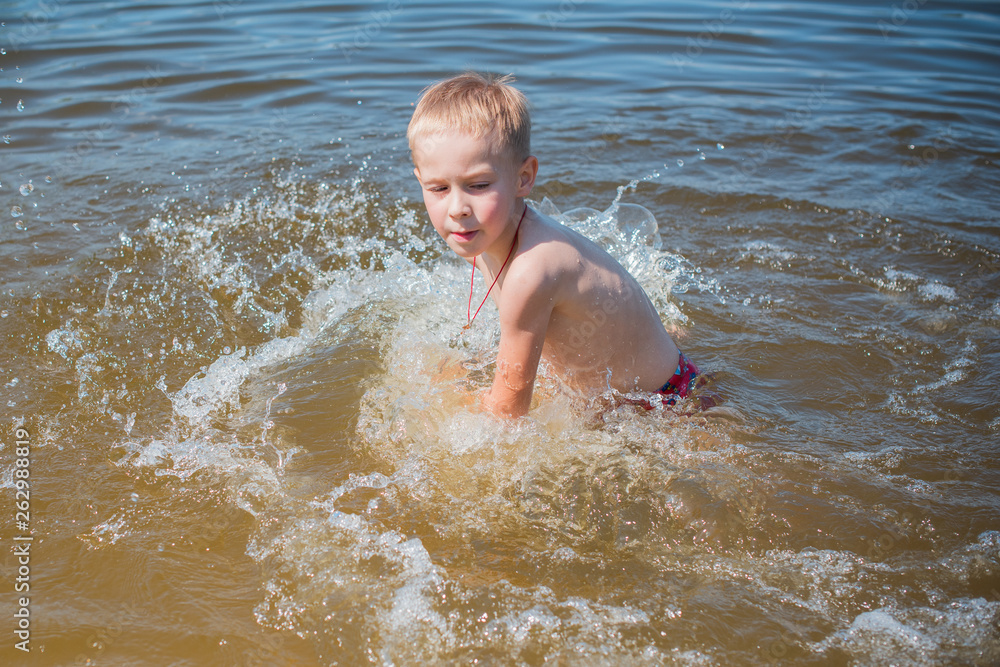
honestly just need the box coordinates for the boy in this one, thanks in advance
[408,72,699,418]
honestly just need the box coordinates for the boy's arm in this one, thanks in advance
[483,268,557,418]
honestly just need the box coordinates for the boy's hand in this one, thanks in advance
[432,354,467,384]
[483,358,535,418]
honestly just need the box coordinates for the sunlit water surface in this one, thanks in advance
[1,0,998,665]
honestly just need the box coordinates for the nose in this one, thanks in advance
[448,190,471,219]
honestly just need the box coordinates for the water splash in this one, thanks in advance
[35,168,994,665]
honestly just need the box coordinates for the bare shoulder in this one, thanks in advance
[504,211,584,295]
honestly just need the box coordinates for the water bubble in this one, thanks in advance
[19,183,33,196]
[130,492,139,502]
[45,176,52,183]
[676,159,684,167]
[16,99,24,112]
[1,48,6,55]
[0,310,8,318]
[2,135,10,144]
[717,143,725,150]
[15,77,22,83]
[698,151,706,160]
[11,205,23,218]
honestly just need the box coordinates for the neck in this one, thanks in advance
[465,203,529,328]
[481,200,527,268]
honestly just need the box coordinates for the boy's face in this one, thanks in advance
[412,130,536,261]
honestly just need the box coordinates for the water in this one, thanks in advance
[2,0,999,664]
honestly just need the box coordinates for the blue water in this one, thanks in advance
[1,1,999,665]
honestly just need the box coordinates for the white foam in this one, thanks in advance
[129,185,735,662]
[882,340,979,422]
[761,549,877,619]
[45,326,85,360]
[248,468,453,660]
[843,445,904,471]
[79,512,130,549]
[116,428,283,516]
[0,466,13,491]
[742,240,798,264]
[171,349,251,422]
[938,530,1000,585]
[882,267,922,286]
[913,347,975,393]
[813,599,1000,666]
[824,608,937,654]
[377,532,449,659]
[879,267,957,303]
[917,281,957,302]
[473,585,668,663]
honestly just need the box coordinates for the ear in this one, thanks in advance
[413,166,421,182]
[516,155,538,197]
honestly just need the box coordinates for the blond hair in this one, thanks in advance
[407,72,531,164]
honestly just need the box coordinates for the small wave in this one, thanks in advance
[879,267,957,303]
[812,598,1000,666]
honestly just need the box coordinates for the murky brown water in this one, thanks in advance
[1,0,999,665]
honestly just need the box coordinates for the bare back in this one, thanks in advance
[485,208,680,395]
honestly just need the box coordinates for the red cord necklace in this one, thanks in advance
[465,204,528,329]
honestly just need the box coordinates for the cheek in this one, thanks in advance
[430,219,447,238]
[423,200,447,235]
[421,193,443,217]
[479,195,507,224]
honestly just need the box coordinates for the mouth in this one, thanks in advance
[451,229,478,243]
